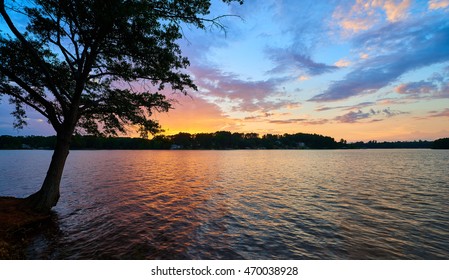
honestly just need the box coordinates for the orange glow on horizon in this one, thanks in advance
[148,100,449,142]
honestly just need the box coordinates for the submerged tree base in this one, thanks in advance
[0,197,51,259]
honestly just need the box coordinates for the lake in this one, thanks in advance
[1,149,448,259]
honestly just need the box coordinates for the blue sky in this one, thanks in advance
[1,0,449,141]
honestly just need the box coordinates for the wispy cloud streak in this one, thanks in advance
[427,108,449,118]
[334,108,406,123]
[189,65,298,113]
[266,47,338,76]
[311,16,449,102]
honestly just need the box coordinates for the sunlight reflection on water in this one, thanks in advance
[1,149,448,259]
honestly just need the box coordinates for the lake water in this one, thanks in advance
[1,149,448,259]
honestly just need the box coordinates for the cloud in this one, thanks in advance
[310,67,392,101]
[395,81,438,95]
[189,64,298,113]
[272,0,336,41]
[338,18,372,33]
[429,0,449,10]
[269,118,307,124]
[266,47,338,76]
[332,4,372,34]
[376,97,414,105]
[269,118,328,126]
[244,112,274,121]
[427,108,449,118]
[332,0,411,36]
[360,53,369,59]
[298,75,310,81]
[311,16,449,102]
[393,69,449,99]
[254,2,342,78]
[334,59,351,68]
[334,110,372,123]
[315,106,345,112]
[344,102,378,111]
[315,102,376,112]
[334,108,406,123]
[234,99,301,113]
[382,0,411,22]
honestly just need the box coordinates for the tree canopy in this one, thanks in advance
[0,0,242,137]
[432,138,449,149]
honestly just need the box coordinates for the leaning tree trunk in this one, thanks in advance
[25,131,72,213]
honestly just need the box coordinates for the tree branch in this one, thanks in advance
[0,66,62,130]
[154,7,243,33]
[48,37,77,73]
[47,5,78,69]
[0,1,68,113]
[0,85,50,120]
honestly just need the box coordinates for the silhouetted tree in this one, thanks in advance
[0,0,243,212]
[231,132,245,148]
[194,133,214,149]
[214,131,232,149]
[171,132,193,148]
[151,135,171,149]
[432,138,449,149]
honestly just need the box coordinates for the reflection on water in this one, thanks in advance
[1,149,449,259]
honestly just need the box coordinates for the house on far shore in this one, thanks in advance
[21,144,32,149]
[297,142,306,149]
[170,144,182,150]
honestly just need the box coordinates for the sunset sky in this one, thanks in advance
[1,0,449,142]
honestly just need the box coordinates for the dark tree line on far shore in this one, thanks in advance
[0,133,445,150]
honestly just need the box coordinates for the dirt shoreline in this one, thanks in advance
[0,197,51,259]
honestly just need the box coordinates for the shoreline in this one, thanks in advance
[0,147,442,151]
[0,197,50,259]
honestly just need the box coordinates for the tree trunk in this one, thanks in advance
[25,131,72,213]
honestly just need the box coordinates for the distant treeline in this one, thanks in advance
[348,140,433,149]
[0,132,339,150]
[0,133,447,150]
[432,138,449,149]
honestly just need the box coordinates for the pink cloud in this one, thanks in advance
[268,118,329,126]
[395,81,438,95]
[383,0,411,22]
[334,108,406,123]
[332,0,411,35]
[429,0,449,10]
[189,65,297,113]
[427,108,449,118]
[334,59,351,67]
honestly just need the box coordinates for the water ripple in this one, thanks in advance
[1,149,448,259]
